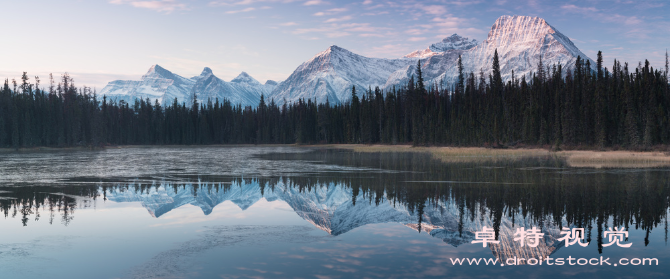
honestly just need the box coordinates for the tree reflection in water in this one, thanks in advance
[1,149,668,261]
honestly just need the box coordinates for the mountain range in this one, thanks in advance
[99,15,595,106]
[105,180,565,262]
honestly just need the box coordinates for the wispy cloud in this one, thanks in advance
[418,5,447,15]
[209,0,298,6]
[561,4,598,13]
[110,0,188,13]
[292,21,387,40]
[368,44,413,57]
[226,7,256,13]
[408,37,427,42]
[304,0,328,6]
[280,22,299,26]
[313,7,347,16]
[324,15,353,23]
[561,4,645,38]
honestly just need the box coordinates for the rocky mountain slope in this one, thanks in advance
[99,65,276,107]
[105,180,565,261]
[273,15,594,105]
[99,15,594,107]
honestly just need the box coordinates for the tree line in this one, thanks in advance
[1,50,669,149]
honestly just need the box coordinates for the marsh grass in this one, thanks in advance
[559,150,670,168]
[325,144,670,168]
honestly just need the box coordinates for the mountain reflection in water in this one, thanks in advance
[2,148,669,265]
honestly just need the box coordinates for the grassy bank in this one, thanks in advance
[3,144,670,168]
[323,144,670,168]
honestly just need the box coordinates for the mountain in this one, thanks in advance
[404,34,478,59]
[190,68,270,107]
[99,15,595,107]
[105,181,565,261]
[100,65,275,107]
[274,15,595,104]
[433,15,595,85]
[99,65,195,105]
[270,45,416,105]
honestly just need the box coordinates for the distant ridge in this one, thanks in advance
[100,15,594,106]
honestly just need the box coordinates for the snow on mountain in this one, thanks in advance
[270,45,416,105]
[190,69,270,107]
[403,200,564,262]
[100,66,272,107]
[276,15,594,104]
[437,15,596,85]
[105,180,565,261]
[404,49,439,59]
[99,65,195,105]
[404,34,478,59]
[430,34,479,52]
[100,15,595,107]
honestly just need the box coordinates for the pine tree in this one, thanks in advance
[665,49,669,82]
[416,60,425,94]
[457,55,464,94]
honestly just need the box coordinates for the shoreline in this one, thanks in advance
[3,144,670,168]
[316,144,670,168]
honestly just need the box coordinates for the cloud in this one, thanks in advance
[429,15,486,37]
[561,4,641,25]
[226,7,256,13]
[362,0,372,4]
[368,44,413,57]
[110,0,188,13]
[313,7,347,16]
[419,5,447,15]
[561,4,598,13]
[209,0,298,6]
[304,0,327,6]
[292,22,386,39]
[326,31,350,38]
[405,28,425,35]
[408,37,427,42]
[361,11,388,16]
[324,16,352,23]
[280,22,299,26]
[359,33,384,37]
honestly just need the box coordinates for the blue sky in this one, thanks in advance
[0,0,668,90]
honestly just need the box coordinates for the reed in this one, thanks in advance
[326,144,670,168]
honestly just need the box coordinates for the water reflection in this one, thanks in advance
[2,150,669,265]
[96,175,669,261]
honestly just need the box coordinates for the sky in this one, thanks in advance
[0,0,668,90]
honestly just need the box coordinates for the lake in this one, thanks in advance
[1,146,669,278]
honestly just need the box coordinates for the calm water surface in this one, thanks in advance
[1,146,669,279]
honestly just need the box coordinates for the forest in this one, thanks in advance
[0,50,668,149]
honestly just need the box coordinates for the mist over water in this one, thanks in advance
[1,147,669,278]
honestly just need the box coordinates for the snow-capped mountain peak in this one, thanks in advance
[405,34,478,59]
[101,15,595,107]
[101,66,271,107]
[271,44,417,105]
[231,71,261,85]
[200,67,213,76]
[192,67,214,80]
[429,34,478,52]
[143,64,174,79]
